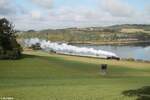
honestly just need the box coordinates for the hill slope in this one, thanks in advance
[0,51,150,100]
[18,24,150,45]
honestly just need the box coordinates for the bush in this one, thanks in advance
[30,43,41,50]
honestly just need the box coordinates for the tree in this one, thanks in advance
[0,18,22,59]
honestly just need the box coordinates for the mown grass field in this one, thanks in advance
[0,51,150,100]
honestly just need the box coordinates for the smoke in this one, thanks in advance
[23,38,118,58]
[144,46,150,51]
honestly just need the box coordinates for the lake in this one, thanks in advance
[74,44,150,61]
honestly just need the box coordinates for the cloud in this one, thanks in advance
[0,0,16,15]
[30,0,53,9]
[101,0,134,17]
[48,7,102,22]
[145,6,150,16]
[30,10,42,20]
[1,0,149,30]
[11,5,141,30]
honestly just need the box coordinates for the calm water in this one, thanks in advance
[75,44,150,61]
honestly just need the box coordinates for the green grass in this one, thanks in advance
[0,51,150,100]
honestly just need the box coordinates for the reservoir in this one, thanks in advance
[74,44,150,61]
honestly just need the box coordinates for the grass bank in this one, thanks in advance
[0,51,150,100]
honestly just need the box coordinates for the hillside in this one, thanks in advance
[0,50,150,100]
[18,24,150,45]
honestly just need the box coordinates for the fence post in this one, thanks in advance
[100,64,107,75]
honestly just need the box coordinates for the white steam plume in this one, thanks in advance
[23,38,118,58]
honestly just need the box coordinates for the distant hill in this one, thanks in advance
[18,24,150,45]
[107,24,150,31]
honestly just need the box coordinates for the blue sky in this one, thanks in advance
[0,0,150,30]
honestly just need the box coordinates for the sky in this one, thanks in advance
[0,0,150,30]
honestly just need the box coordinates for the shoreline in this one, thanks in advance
[68,40,150,46]
[23,49,150,63]
[55,51,150,63]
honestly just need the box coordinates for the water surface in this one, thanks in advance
[75,44,150,61]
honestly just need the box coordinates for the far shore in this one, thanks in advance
[23,49,150,63]
[68,40,150,46]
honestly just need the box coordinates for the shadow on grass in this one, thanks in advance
[0,54,38,60]
[122,86,150,100]
[22,54,38,59]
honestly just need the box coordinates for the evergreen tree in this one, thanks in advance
[0,18,22,59]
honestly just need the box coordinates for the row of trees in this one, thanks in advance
[0,18,22,59]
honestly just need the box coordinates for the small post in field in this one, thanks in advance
[100,64,107,75]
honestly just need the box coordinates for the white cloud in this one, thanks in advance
[1,0,149,30]
[101,0,134,17]
[0,0,16,15]
[145,6,150,17]
[30,10,42,19]
[31,0,53,9]
[48,7,103,22]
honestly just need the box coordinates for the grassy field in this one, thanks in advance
[0,51,150,100]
